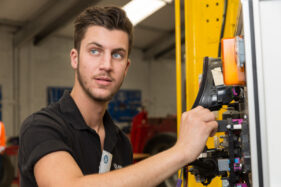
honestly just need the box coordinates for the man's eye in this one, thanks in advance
[90,49,99,55]
[112,53,122,59]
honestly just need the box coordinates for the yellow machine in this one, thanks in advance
[175,0,242,186]
[175,0,281,186]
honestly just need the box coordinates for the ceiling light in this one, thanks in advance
[162,0,173,3]
[123,0,172,26]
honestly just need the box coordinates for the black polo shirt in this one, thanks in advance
[18,91,133,187]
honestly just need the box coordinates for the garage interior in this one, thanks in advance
[0,0,179,186]
[0,0,178,137]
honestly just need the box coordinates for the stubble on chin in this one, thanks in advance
[77,68,124,103]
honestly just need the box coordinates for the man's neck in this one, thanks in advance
[70,86,107,132]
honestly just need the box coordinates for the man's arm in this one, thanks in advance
[34,106,218,187]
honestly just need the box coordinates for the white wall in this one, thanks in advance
[0,27,14,137]
[124,52,177,117]
[19,36,74,120]
[0,28,177,137]
[147,58,177,117]
[122,49,150,107]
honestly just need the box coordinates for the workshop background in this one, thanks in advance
[0,0,180,186]
[0,0,179,138]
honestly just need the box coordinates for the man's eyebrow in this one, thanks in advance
[87,42,127,53]
[112,48,126,53]
[88,42,103,48]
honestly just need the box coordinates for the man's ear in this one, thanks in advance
[70,48,78,70]
[124,59,131,76]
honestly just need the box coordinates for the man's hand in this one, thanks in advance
[174,106,218,164]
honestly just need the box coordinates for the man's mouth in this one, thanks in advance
[95,76,113,86]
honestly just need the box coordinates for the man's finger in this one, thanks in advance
[199,109,216,122]
[192,106,204,112]
[206,121,218,137]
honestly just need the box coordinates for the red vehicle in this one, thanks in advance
[130,110,177,155]
[130,110,178,187]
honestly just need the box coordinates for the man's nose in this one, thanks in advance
[99,53,112,71]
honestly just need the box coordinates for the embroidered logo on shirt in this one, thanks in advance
[104,155,108,164]
[99,150,112,173]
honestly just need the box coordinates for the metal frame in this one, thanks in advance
[242,1,264,186]
[242,0,281,186]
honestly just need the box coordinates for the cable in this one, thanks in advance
[176,168,183,187]
[218,0,228,57]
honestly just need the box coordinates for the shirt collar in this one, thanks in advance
[59,91,88,130]
[59,91,118,152]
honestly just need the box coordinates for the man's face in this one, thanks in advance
[71,26,130,102]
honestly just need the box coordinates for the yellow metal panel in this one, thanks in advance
[175,0,182,137]
[224,0,240,37]
[184,0,240,186]
[185,0,224,111]
[175,0,183,185]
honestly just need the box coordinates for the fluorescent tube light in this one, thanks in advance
[123,0,171,26]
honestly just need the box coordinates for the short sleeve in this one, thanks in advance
[19,116,73,176]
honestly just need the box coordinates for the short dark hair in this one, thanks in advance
[74,6,133,55]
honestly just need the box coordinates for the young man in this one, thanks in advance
[19,6,218,187]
